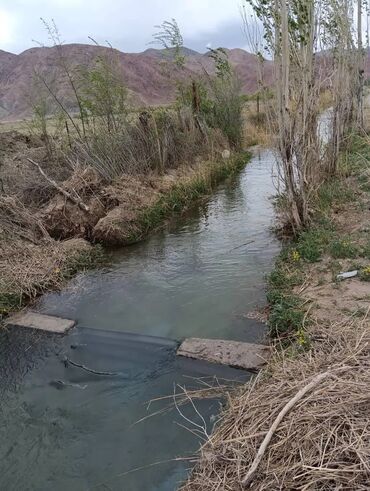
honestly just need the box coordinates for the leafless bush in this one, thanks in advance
[68,107,211,181]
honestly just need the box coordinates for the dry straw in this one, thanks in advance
[181,314,370,490]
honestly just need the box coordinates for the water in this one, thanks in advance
[38,149,280,342]
[0,148,280,491]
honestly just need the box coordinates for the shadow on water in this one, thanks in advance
[0,149,280,490]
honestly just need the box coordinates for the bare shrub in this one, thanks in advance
[68,107,211,181]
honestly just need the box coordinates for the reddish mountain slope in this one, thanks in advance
[0,44,272,122]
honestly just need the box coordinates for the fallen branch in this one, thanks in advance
[241,366,350,488]
[63,356,124,377]
[27,158,90,211]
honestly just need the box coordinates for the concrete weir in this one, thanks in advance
[177,338,270,371]
[6,311,75,334]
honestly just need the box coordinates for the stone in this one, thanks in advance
[221,149,231,160]
[6,311,75,334]
[177,337,270,370]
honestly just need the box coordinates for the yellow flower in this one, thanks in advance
[54,267,61,274]
[291,250,300,262]
[362,265,370,275]
[297,328,307,347]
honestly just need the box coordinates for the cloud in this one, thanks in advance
[1,0,246,54]
[0,9,17,46]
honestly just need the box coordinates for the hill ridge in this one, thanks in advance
[0,44,270,122]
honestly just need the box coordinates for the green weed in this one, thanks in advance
[267,290,305,337]
[317,180,355,212]
[329,238,359,259]
[296,226,335,262]
[130,152,250,242]
[359,265,370,281]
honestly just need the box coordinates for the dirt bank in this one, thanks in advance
[182,135,370,490]
[0,130,249,316]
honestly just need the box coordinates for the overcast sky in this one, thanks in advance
[0,0,249,54]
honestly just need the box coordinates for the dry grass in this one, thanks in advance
[0,236,96,314]
[0,195,50,244]
[1,239,68,303]
[182,316,370,490]
[242,104,270,148]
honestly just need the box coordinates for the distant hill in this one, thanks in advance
[0,44,273,122]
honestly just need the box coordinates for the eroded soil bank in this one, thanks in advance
[0,129,248,315]
[182,136,370,490]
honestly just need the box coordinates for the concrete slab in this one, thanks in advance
[6,311,75,334]
[177,337,270,371]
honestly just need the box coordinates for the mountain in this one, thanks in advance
[0,44,272,122]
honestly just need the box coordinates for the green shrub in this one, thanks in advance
[329,238,359,259]
[267,291,304,337]
[296,227,334,262]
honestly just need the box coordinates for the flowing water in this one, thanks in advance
[0,148,280,491]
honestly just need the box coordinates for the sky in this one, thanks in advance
[0,0,249,54]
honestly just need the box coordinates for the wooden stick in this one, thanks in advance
[63,357,124,377]
[241,367,349,487]
[27,158,89,212]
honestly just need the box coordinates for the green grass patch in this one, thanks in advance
[341,133,370,175]
[128,152,251,242]
[329,237,359,259]
[267,254,306,338]
[317,179,356,213]
[0,292,23,316]
[61,245,106,280]
[296,224,335,262]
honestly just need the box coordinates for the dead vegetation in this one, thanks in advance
[0,236,96,313]
[182,316,370,490]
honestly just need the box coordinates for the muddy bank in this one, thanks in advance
[182,135,370,490]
